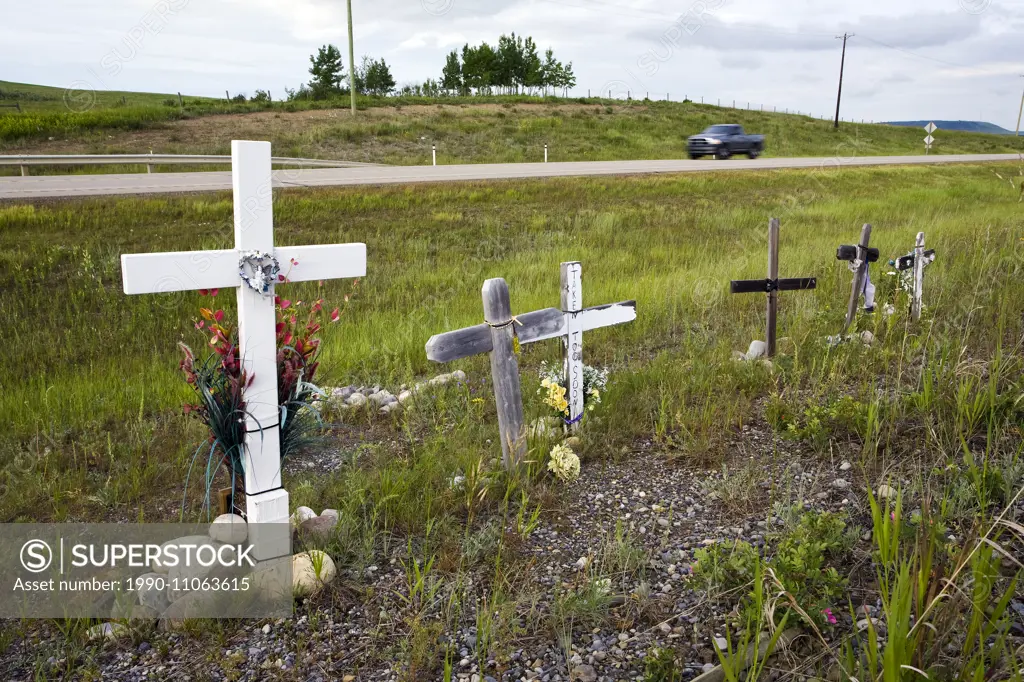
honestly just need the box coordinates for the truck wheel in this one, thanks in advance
[748,149,760,159]
[715,148,731,160]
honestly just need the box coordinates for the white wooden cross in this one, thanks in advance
[425,261,635,465]
[120,140,366,559]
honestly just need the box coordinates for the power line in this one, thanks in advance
[857,34,973,70]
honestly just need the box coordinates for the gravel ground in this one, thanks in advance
[1,421,892,682]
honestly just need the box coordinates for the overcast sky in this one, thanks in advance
[4,0,1023,129]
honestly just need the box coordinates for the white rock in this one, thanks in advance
[428,373,451,386]
[292,550,337,597]
[859,330,874,345]
[262,623,271,634]
[379,403,397,415]
[877,484,896,500]
[714,636,728,651]
[345,392,367,408]
[451,370,467,382]
[209,513,247,544]
[319,509,340,522]
[839,461,852,472]
[832,478,850,490]
[87,622,127,641]
[149,535,214,574]
[166,538,227,602]
[398,390,413,404]
[745,340,767,360]
[290,506,316,527]
[135,572,170,612]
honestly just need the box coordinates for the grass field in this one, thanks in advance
[2,81,1021,174]
[1,162,1023,678]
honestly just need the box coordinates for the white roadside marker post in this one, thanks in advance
[120,140,366,559]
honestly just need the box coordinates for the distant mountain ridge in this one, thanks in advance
[885,120,1017,135]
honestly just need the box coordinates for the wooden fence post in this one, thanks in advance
[766,218,780,357]
[482,278,527,467]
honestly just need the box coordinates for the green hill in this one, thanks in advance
[1,81,1021,165]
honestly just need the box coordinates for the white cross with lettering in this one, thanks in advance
[120,140,366,559]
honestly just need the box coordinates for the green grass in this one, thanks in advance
[2,161,1023,521]
[2,161,1023,677]
[1,80,1021,166]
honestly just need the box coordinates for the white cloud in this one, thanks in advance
[3,0,1022,129]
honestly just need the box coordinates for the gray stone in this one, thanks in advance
[570,665,597,682]
[331,386,355,400]
[859,330,874,345]
[319,509,339,522]
[297,515,339,544]
[832,478,850,490]
[398,390,414,404]
[839,461,852,472]
[345,393,368,408]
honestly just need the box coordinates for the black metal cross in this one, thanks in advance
[730,218,816,357]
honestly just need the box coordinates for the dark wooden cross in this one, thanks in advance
[836,223,879,333]
[425,266,635,467]
[893,231,935,321]
[730,218,816,357]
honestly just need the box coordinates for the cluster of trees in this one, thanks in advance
[440,34,575,96]
[289,36,575,101]
[291,44,397,100]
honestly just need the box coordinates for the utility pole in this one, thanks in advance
[1016,75,1024,137]
[347,0,356,114]
[833,32,853,130]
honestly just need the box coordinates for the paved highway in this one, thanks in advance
[0,153,1019,200]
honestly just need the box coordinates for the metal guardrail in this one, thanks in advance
[0,153,382,176]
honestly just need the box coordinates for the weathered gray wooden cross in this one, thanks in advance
[893,231,936,321]
[836,223,879,332]
[730,218,816,357]
[120,140,366,559]
[425,262,635,466]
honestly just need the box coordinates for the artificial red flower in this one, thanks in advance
[280,299,292,310]
[330,308,340,322]
[214,310,224,322]
[209,289,219,297]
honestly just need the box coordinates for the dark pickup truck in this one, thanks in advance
[687,124,765,159]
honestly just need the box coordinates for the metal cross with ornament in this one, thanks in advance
[120,140,366,560]
[892,231,936,320]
